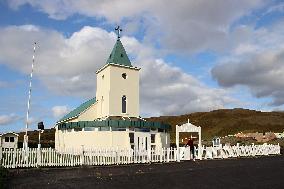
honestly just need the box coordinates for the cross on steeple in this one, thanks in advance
[115,26,122,39]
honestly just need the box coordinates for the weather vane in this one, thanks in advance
[115,26,122,39]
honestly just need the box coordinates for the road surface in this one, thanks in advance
[6,155,284,189]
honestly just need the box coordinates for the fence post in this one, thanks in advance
[80,145,84,166]
[147,148,151,163]
[116,147,119,165]
[37,146,41,167]
[177,147,180,162]
[166,148,170,162]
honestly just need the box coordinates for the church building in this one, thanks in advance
[55,27,170,151]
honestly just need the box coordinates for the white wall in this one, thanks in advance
[1,133,18,148]
[95,64,140,119]
[78,102,98,121]
[55,128,169,151]
[56,128,130,150]
[109,65,140,118]
[96,66,111,118]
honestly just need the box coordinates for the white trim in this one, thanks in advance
[0,132,19,137]
[96,63,140,74]
[176,122,201,133]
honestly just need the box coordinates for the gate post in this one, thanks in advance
[37,145,41,167]
[176,125,180,162]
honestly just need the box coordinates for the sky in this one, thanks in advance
[0,0,284,133]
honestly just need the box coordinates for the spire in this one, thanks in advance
[106,26,132,67]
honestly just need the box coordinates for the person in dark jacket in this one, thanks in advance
[186,138,195,160]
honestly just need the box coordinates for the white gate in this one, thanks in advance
[179,147,191,160]
[176,120,202,161]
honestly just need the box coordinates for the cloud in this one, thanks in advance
[52,106,70,118]
[139,58,234,116]
[0,25,233,116]
[8,0,264,53]
[0,114,20,126]
[212,21,284,107]
[0,25,116,97]
[0,81,9,88]
[212,50,284,106]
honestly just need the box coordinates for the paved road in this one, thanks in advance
[7,155,284,189]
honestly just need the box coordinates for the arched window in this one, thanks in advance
[122,95,127,113]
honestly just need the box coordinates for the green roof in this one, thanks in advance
[106,39,132,67]
[58,97,96,122]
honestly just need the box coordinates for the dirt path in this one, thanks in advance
[7,155,284,189]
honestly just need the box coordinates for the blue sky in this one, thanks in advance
[0,0,284,133]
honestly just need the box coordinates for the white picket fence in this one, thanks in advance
[199,143,281,160]
[0,147,178,168]
[0,143,281,168]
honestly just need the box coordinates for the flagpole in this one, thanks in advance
[24,42,37,151]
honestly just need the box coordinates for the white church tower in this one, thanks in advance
[95,36,140,119]
[55,27,170,150]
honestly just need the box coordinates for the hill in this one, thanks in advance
[17,129,55,148]
[17,108,284,147]
[146,108,284,143]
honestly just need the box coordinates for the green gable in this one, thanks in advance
[58,97,96,123]
[106,39,132,67]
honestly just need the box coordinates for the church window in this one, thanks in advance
[122,73,127,79]
[102,75,104,79]
[145,138,148,150]
[10,137,14,142]
[151,134,155,143]
[129,133,134,143]
[158,128,164,132]
[122,95,127,113]
[5,137,9,142]
[109,54,112,58]
[121,54,123,57]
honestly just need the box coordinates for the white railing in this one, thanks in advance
[0,143,280,168]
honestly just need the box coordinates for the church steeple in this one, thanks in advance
[106,26,132,67]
